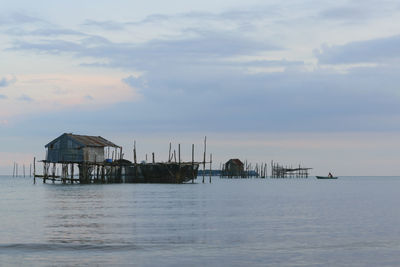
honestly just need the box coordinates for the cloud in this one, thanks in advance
[123,75,147,89]
[0,12,44,25]
[0,74,139,119]
[10,29,280,70]
[82,20,125,31]
[84,95,94,101]
[0,94,7,99]
[4,27,86,37]
[11,39,83,54]
[5,7,400,134]
[318,6,371,22]
[0,75,16,87]
[17,94,33,102]
[122,7,279,27]
[316,35,400,64]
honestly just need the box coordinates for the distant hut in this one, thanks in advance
[45,133,120,163]
[224,159,244,177]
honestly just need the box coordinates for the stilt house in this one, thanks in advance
[45,133,120,163]
[224,159,244,177]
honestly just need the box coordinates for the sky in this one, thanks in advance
[1,0,400,175]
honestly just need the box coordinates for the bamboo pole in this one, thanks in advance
[134,141,137,164]
[203,136,206,183]
[209,153,212,183]
[169,142,172,162]
[33,157,36,184]
[178,144,181,165]
[71,163,74,184]
[192,144,194,184]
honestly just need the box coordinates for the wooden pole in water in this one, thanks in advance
[23,164,25,177]
[29,164,32,177]
[203,136,206,183]
[192,144,194,184]
[133,140,138,179]
[43,162,47,183]
[12,162,15,177]
[152,152,155,163]
[134,141,137,164]
[209,153,212,183]
[33,157,36,184]
[52,163,56,181]
[178,144,181,165]
[71,163,74,184]
[169,142,172,162]
[174,150,176,163]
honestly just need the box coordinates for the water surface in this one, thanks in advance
[1,176,400,266]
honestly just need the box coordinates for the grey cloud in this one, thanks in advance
[11,39,83,54]
[17,94,33,102]
[0,76,16,87]
[319,6,371,21]
[240,59,304,67]
[123,75,147,89]
[5,27,86,37]
[316,35,400,64]
[317,1,399,23]
[82,20,125,31]
[112,7,279,28]
[0,12,44,25]
[23,65,400,133]
[10,29,280,69]
[8,7,400,133]
[30,28,86,36]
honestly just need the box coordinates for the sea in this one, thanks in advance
[1,175,400,266]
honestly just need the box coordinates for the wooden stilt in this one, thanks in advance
[33,157,36,184]
[169,142,172,162]
[71,163,74,184]
[178,144,181,165]
[192,144,194,184]
[209,153,212,183]
[203,136,206,183]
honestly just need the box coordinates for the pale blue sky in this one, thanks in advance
[1,0,400,175]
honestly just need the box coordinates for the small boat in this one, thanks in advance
[316,176,338,179]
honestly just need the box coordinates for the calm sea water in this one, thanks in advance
[1,175,400,266]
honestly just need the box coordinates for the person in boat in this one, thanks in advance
[328,172,333,178]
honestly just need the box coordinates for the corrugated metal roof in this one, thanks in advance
[45,133,119,148]
[67,134,119,147]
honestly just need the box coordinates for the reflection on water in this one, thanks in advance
[1,176,400,266]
